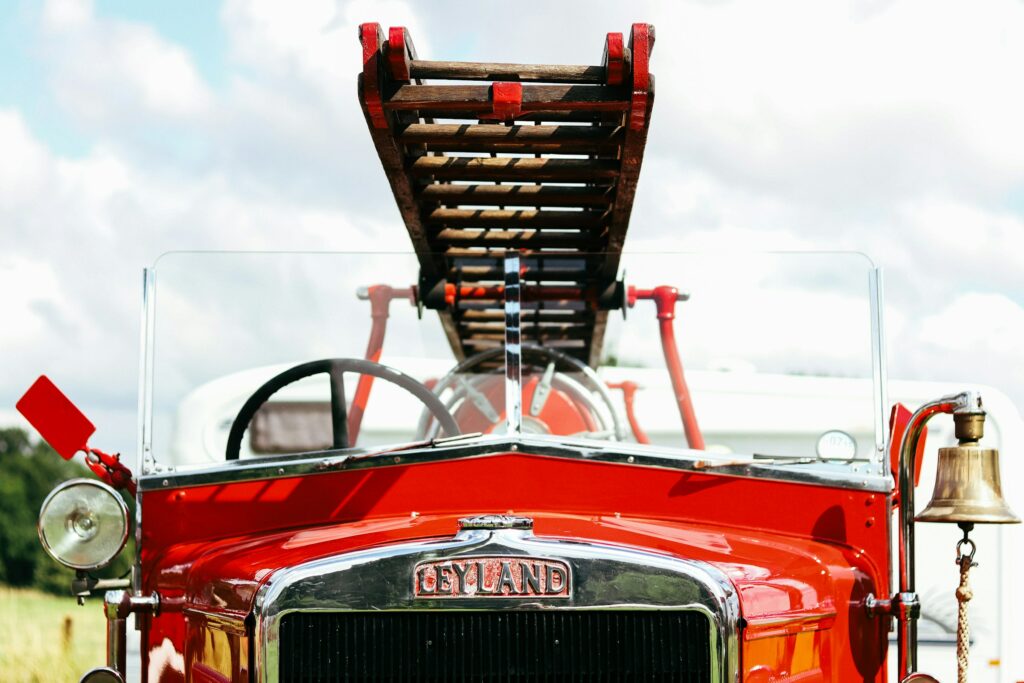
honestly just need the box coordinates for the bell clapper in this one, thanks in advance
[954,522,977,683]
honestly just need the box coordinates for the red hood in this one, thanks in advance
[152,511,864,637]
[142,451,890,681]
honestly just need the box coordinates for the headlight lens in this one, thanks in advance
[38,479,129,571]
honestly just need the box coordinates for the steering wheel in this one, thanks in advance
[416,344,626,441]
[226,358,460,460]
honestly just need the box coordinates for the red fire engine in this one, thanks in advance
[17,22,1020,683]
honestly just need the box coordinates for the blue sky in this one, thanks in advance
[0,0,224,156]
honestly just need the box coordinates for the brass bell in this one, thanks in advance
[917,412,1020,525]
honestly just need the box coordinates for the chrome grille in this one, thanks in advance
[278,610,712,681]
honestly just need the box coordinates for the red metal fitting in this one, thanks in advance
[627,285,687,321]
[359,285,416,320]
[386,26,413,81]
[489,82,523,121]
[603,32,624,86]
[359,23,388,129]
[627,23,654,131]
[85,448,137,497]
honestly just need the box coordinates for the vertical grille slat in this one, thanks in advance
[279,610,712,681]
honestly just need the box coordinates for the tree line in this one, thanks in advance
[0,428,133,593]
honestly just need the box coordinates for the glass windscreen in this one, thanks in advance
[143,250,883,473]
[146,252,510,470]
[596,251,881,461]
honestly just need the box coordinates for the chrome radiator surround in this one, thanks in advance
[253,525,741,682]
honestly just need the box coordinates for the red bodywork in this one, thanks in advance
[139,452,891,682]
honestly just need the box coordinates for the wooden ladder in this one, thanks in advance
[358,23,655,367]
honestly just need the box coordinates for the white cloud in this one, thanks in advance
[3,0,1024,450]
[0,113,52,209]
[221,0,427,97]
[0,257,68,345]
[648,0,1024,207]
[919,293,1024,356]
[896,293,1024,403]
[41,0,213,128]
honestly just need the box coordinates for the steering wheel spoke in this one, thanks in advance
[328,362,349,449]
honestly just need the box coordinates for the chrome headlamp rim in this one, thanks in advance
[79,666,125,683]
[38,478,130,572]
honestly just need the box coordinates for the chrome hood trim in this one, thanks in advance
[253,525,741,683]
[142,433,892,493]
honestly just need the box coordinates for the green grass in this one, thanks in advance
[0,587,106,682]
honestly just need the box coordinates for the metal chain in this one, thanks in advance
[956,529,977,683]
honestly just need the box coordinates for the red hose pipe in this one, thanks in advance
[627,285,705,450]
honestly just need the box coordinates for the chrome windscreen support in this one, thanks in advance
[504,252,522,436]
[894,390,983,680]
[868,267,889,473]
[134,267,155,596]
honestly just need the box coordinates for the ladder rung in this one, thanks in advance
[434,229,599,248]
[460,323,593,338]
[410,157,619,182]
[449,253,594,268]
[409,60,607,84]
[385,85,630,112]
[451,267,587,283]
[400,123,622,154]
[408,110,619,123]
[427,208,606,229]
[444,248,594,259]
[459,309,592,321]
[419,184,612,208]
[462,336,586,350]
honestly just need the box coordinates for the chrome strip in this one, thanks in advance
[140,434,894,493]
[869,267,889,475]
[504,252,523,436]
[134,267,155,595]
[139,267,156,476]
[253,528,741,682]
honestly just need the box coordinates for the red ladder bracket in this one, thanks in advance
[603,32,624,86]
[627,23,654,131]
[386,26,414,82]
[359,22,388,129]
[485,82,523,121]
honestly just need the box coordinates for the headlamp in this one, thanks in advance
[38,479,129,571]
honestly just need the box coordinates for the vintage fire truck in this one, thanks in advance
[17,22,1022,683]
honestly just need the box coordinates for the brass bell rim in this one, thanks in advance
[916,443,1020,525]
[915,507,1021,524]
